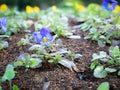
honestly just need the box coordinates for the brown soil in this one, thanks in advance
[0,19,120,90]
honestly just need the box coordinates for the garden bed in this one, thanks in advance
[0,19,120,90]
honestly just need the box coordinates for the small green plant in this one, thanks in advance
[0,64,20,90]
[2,64,15,82]
[23,38,81,71]
[1,64,15,90]
[13,53,42,71]
[90,46,120,78]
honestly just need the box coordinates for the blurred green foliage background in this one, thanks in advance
[0,0,119,9]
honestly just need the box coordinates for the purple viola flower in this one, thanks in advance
[102,0,118,11]
[32,28,53,46]
[0,18,7,32]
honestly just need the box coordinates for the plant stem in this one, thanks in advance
[9,80,12,90]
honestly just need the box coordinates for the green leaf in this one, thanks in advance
[2,41,8,48]
[0,41,8,50]
[104,24,112,31]
[0,43,4,50]
[2,64,15,81]
[17,53,30,62]
[73,54,82,59]
[17,38,28,46]
[113,16,120,24]
[13,85,20,90]
[97,82,109,90]
[105,68,117,73]
[112,46,120,58]
[13,61,23,68]
[30,58,42,68]
[90,60,98,70]
[108,59,114,64]
[29,45,46,53]
[99,51,107,58]
[0,86,2,90]
[92,51,108,62]
[117,70,120,76]
[48,59,54,63]
[58,59,78,71]
[92,54,100,60]
[93,66,107,78]
[98,40,105,47]
[0,35,9,38]
[5,31,11,36]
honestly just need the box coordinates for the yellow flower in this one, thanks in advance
[75,5,85,11]
[26,5,33,13]
[52,5,57,12]
[33,6,40,12]
[0,4,8,11]
[96,4,100,8]
[26,5,40,13]
[114,5,120,14]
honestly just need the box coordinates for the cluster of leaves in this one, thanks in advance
[90,45,120,89]
[90,46,120,78]
[34,12,73,37]
[79,14,120,47]
[0,18,33,50]
[0,9,35,50]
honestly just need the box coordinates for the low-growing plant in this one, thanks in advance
[13,53,42,71]
[34,12,73,37]
[79,15,120,47]
[0,64,20,90]
[90,46,120,78]
[18,28,81,71]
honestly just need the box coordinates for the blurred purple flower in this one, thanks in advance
[32,28,53,46]
[0,18,7,32]
[102,0,118,11]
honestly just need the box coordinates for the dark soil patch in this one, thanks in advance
[0,20,120,90]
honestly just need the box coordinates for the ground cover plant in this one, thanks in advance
[0,0,120,90]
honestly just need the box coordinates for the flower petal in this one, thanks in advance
[0,18,7,32]
[32,32,42,44]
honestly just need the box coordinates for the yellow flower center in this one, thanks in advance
[0,4,8,11]
[43,37,48,42]
[114,5,120,14]
[108,4,112,8]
